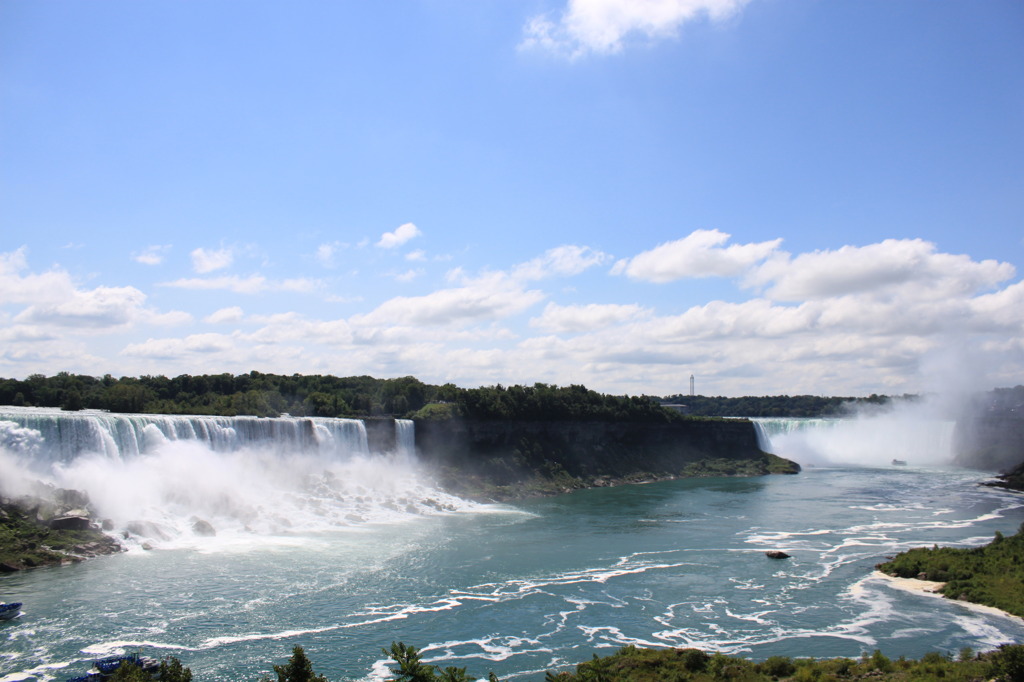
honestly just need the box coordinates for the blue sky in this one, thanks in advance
[1,0,1022,397]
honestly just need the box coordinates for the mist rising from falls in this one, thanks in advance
[0,407,475,549]
[752,400,956,468]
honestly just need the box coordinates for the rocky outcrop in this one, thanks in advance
[0,489,124,571]
[986,459,1024,494]
[48,515,92,531]
[413,417,798,500]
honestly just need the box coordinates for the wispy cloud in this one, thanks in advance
[315,241,350,268]
[521,0,753,57]
[514,245,610,280]
[191,246,234,274]
[133,244,171,266]
[160,275,322,295]
[393,269,423,283]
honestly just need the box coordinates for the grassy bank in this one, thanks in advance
[876,522,1024,619]
[429,453,798,502]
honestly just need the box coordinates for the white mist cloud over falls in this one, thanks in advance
[0,411,476,549]
[753,400,957,468]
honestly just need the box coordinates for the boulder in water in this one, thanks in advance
[765,550,791,559]
[191,519,217,537]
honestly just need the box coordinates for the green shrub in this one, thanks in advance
[757,655,795,677]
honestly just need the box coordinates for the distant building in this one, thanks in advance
[689,374,695,397]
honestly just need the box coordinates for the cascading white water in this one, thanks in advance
[752,410,956,467]
[395,418,415,455]
[0,406,368,464]
[0,407,473,548]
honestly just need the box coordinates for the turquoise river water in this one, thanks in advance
[1,410,1023,680]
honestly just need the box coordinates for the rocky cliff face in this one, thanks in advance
[413,417,797,499]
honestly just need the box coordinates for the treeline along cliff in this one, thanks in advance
[0,373,800,501]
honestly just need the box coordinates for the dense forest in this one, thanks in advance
[0,372,684,423]
[660,393,901,417]
[5,372,1020,422]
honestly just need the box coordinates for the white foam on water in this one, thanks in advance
[201,626,344,649]
[81,640,189,656]
[952,615,1018,648]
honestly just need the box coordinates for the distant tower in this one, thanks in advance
[689,374,695,397]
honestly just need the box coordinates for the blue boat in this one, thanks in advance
[94,654,141,675]
[0,602,21,621]
[91,653,160,676]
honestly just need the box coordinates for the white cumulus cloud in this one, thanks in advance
[531,302,650,333]
[354,271,544,328]
[521,0,753,57]
[14,286,147,329]
[205,306,245,324]
[376,223,422,249]
[748,239,1016,301]
[613,229,781,282]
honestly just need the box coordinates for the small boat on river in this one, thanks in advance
[891,459,907,466]
[95,653,160,675]
[0,602,22,620]
[65,653,160,681]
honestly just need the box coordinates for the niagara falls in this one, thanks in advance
[2,393,1023,681]
[4,0,1023,679]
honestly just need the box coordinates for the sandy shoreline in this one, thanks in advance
[872,570,1024,624]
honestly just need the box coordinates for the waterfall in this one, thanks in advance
[0,406,368,465]
[0,407,471,545]
[395,419,415,455]
[751,414,956,467]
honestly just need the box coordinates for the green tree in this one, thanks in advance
[107,658,191,682]
[108,662,151,682]
[385,642,436,682]
[159,657,194,682]
[268,646,328,682]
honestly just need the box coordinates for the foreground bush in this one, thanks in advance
[83,641,1024,681]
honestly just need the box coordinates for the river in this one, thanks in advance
[1,409,1023,681]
